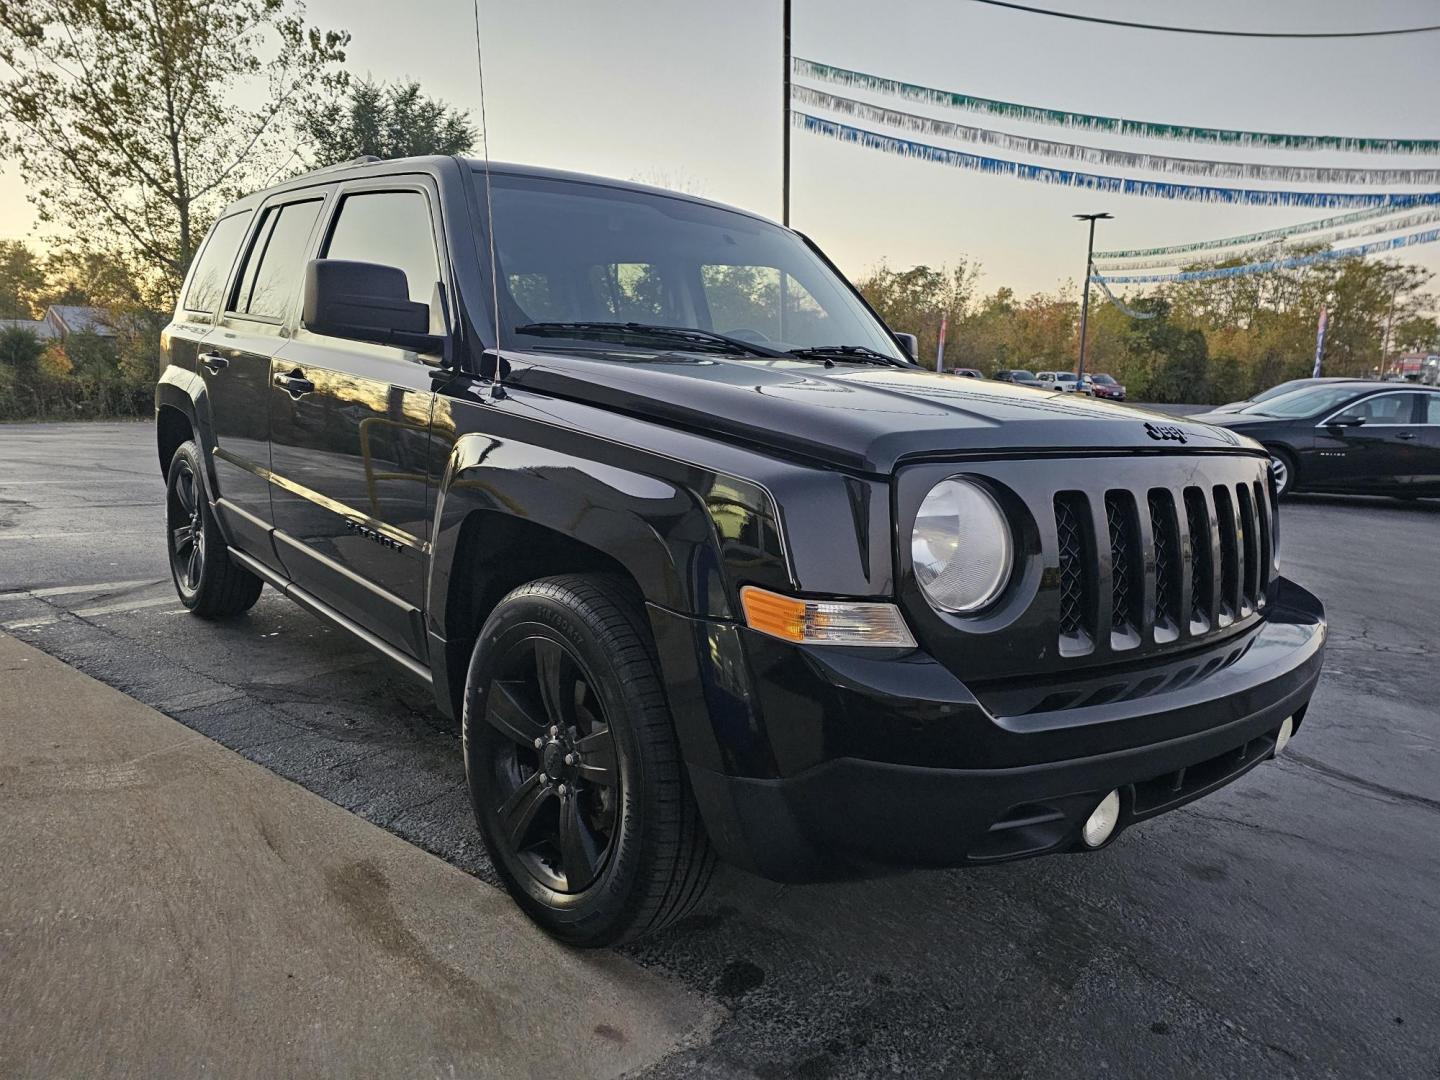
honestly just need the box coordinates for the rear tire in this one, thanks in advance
[462,574,715,947]
[165,441,263,618]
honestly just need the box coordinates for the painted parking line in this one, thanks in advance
[0,579,161,604]
[3,594,177,631]
[29,579,162,598]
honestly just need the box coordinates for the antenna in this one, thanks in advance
[472,0,506,399]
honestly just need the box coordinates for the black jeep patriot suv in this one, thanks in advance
[156,156,1326,946]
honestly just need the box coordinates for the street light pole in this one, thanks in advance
[1074,212,1112,378]
[782,0,792,227]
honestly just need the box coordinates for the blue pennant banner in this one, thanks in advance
[795,57,1440,155]
[1091,273,1158,318]
[1096,208,1440,270]
[794,86,1440,187]
[795,113,1440,210]
[1092,227,1440,284]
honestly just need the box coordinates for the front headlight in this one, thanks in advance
[910,478,1013,613]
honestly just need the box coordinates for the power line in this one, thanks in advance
[970,1,1440,38]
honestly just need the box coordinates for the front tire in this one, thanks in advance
[462,574,715,947]
[1268,447,1297,498]
[165,441,263,618]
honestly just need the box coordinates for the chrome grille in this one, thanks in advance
[1054,493,1089,644]
[1050,467,1275,659]
[1105,492,1140,644]
[1148,490,1180,640]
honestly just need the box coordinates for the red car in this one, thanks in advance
[1088,373,1126,401]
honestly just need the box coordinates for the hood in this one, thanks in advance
[500,348,1257,473]
[1187,409,1284,430]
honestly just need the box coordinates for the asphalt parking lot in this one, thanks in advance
[3,420,1438,1079]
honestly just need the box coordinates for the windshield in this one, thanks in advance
[481,173,907,361]
[1055,372,1076,381]
[1240,385,1360,418]
[1251,379,1320,404]
[1092,374,1117,385]
[1008,370,1036,379]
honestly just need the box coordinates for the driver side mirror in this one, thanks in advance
[302,259,445,353]
[893,331,918,360]
[1327,415,1365,430]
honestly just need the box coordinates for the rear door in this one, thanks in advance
[1406,392,1440,493]
[267,179,447,660]
[203,194,327,569]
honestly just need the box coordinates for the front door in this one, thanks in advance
[1414,392,1440,494]
[267,182,448,660]
[1315,390,1425,491]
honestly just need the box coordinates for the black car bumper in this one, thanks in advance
[651,578,1324,882]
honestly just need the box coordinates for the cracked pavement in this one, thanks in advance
[2,421,1438,1078]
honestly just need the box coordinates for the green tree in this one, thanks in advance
[0,239,45,318]
[0,0,348,299]
[302,79,476,166]
[855,262,980,368]
[0,325,45,417]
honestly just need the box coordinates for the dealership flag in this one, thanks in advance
[1313,307,1329,377]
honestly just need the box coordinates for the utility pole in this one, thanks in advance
[1074,212,1112,377]
[782,0,792,227]
[1379,283,1399,377]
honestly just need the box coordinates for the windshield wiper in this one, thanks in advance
[785,345,907,367]
[514,321,786,358]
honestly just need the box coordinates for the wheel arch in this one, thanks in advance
[154,367,219,490]
[434,510,646,718]
[425,433,730,718]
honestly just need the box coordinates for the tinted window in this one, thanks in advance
[487,174,905,360]
[323,190,439,304]
[1334,393,1415,424]
[1421,394,1440,424]
[183,211,253,314]
[231,199,323,320]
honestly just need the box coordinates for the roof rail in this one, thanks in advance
[299,155,384,178]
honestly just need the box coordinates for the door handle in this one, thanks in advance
[199,352,229,374]
[274,369,315,398]
[1396,432,1417,441]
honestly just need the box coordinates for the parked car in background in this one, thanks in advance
[1192,381,1440,498]
[1037,371,1092,394]
[1088,373,1126,401]
[1210,376,1360,415]
[950,367,984,379]
[992,368,1045,388]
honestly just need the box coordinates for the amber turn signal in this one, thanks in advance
[739,586,917,647]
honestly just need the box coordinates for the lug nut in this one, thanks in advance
[538,772,548,784]
[564,753,576,766]
[549,726,559,737]
[534,737,544,749]
[557,784,567,796]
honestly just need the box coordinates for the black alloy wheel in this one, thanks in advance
[168,455,206,594]
[164,440,263,617]
[483,634,620,894]
[464,575,714,947]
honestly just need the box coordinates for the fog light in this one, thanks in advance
[1082,790,1121,848]
[1275,715,1295,755]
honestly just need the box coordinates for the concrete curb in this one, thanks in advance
[0,633,719,1079]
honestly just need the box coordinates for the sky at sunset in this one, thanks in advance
[2,0,1438,300]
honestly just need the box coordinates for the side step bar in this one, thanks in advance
[226,546,433,687]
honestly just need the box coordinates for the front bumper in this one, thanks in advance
[651,579,1324,881]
